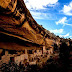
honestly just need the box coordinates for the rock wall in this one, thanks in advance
[0,0,56,51]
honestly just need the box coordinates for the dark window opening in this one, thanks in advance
[1,49,5,56]
[47,48,49,50]
[23,50,25,54]
[0,56,1,60]
[35,50,37,53]
[8,50,17,54]
[28,50,33,54]
[10,57,14,62]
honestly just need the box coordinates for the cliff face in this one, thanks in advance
[0,0,58,50]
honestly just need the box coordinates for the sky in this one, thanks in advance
[24,0,72,39]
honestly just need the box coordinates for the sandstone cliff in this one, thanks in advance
[0,0,60,51]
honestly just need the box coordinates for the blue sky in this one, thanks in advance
[24,0,72,39]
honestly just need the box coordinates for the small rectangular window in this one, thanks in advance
[8,50,17,54]
[0,56,1,60]
[28,50,33,54]
[35,50,37,53]
[1,49,5,56]
[23,50,25,54]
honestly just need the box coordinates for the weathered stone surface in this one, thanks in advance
[0,0,56,50]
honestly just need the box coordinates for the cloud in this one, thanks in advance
[30,11,48,19]
[64,33,69,37]
[24,0,59,20]
[24,0,58,10]
[30,11,56,20]
[69,36,72,39]
[56,17,67,25]
[69,36,72,37]
[56,17,72,26]
[50,29,63,34]
[59,33,69,38]
[62,1,72,16]
[30,11,44,19]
